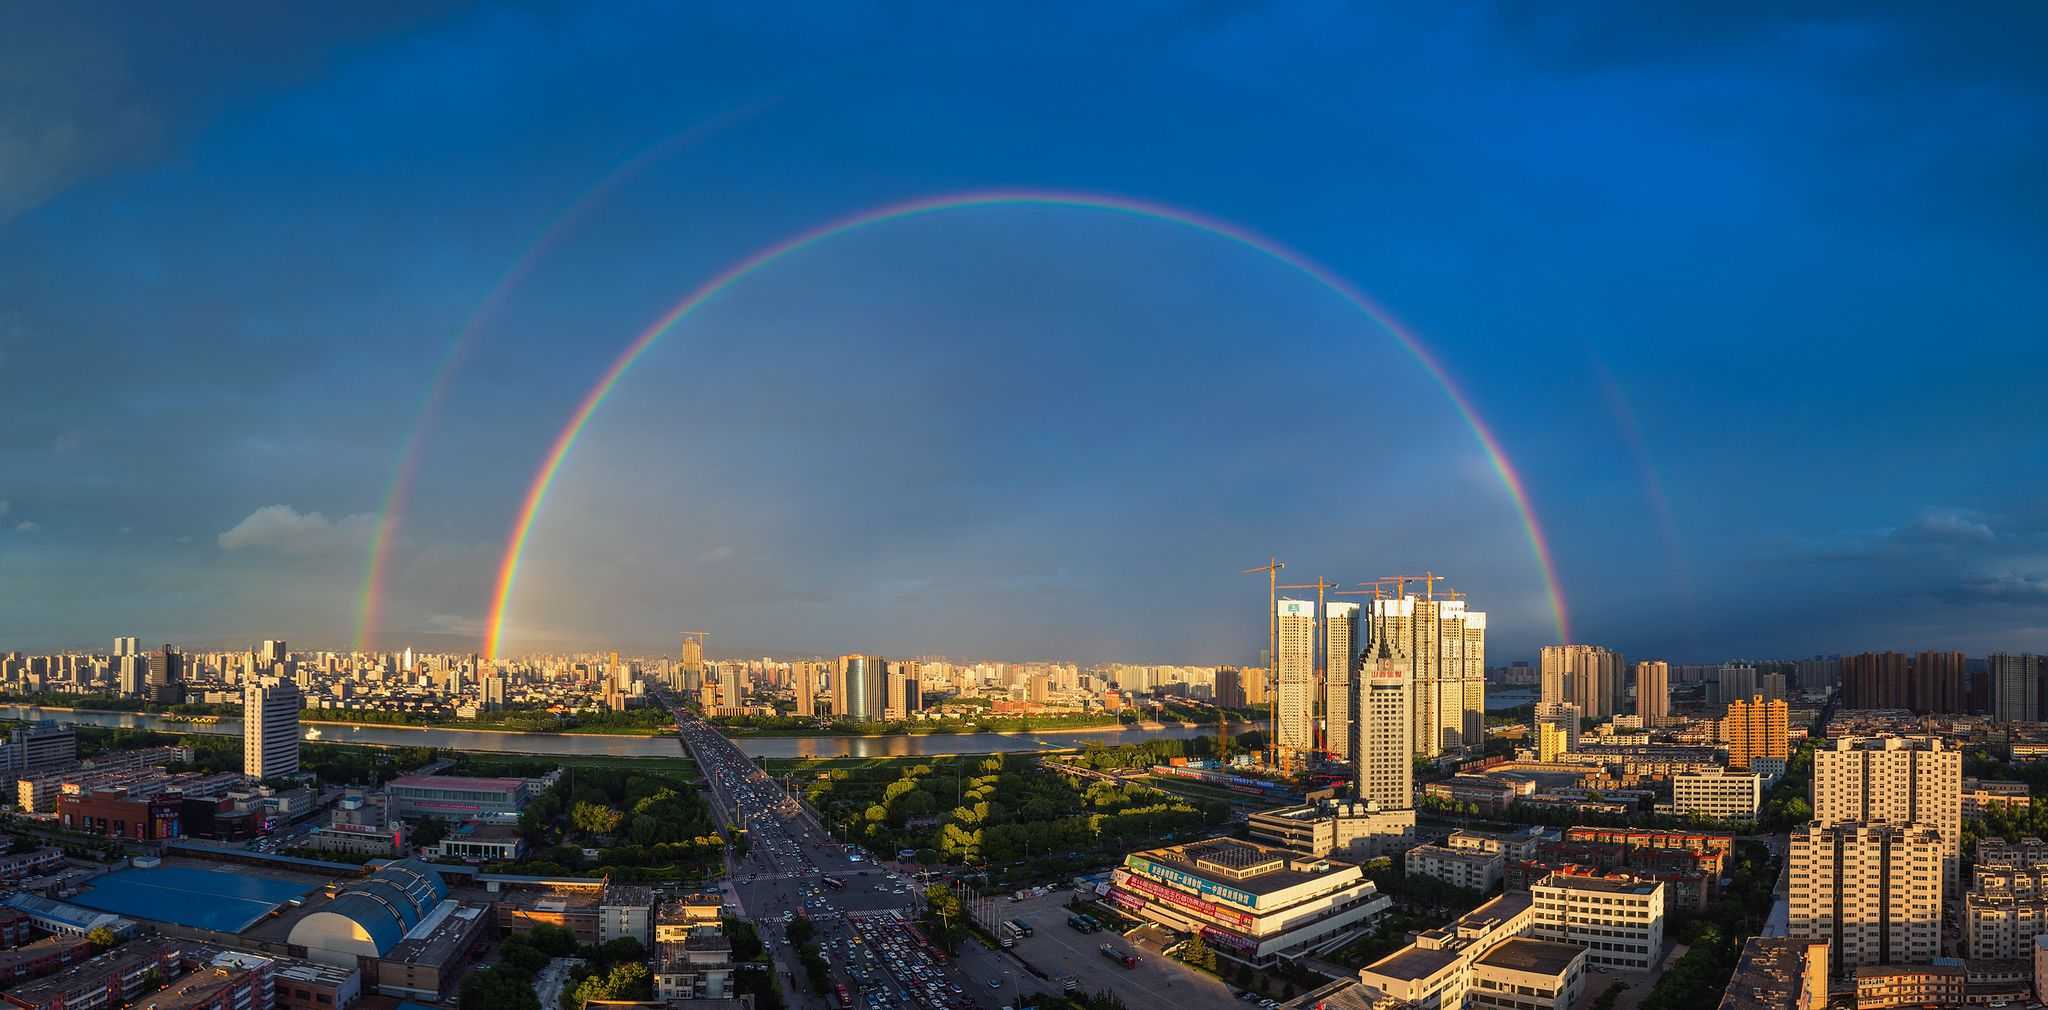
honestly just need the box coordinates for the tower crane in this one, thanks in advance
[1241,557,1284,767]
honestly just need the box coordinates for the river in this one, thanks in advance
[0,705,1222,759]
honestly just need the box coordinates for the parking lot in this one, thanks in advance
[948,890,1245,1010]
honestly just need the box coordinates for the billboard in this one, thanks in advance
[1113,869,1259,930]
[1123,855,1260,910]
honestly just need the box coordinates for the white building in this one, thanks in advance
[1529,873,1665,971]
[1813,736,1962,886]
[1672,769,1763,824]
[1358,892,1535,1010]
[1357,634,1414,810]
[1406,844,1505,894]
[1111,837,1390,965]
[1277,600,1317,756]
[1470,938,1586,1010]
[244,676,302,779]
[1787,820,1943,974]
[1247,800,1415,859]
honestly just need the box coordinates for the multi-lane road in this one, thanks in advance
[673,700,1023,1010]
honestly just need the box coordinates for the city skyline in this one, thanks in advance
[4,8,2045,663]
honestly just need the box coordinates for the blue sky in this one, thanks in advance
[2,4,2043,663]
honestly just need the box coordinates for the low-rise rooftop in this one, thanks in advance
[1476,938,1582,976]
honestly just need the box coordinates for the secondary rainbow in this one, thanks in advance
[353,100,772,651]
[483,190,1571,658]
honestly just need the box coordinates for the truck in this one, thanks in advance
[1099,944,1138,969]
[1067,913,1097,933]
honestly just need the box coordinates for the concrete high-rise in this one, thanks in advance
[1214,667,1246,709]
[1275,599,1316,756]
[1722,695,1790,770]
[1635,660,1670,727]
[244,676,302,779]
[1539,645,1621,720]
[885,664,921,721]
[1992,654,2042,724]
[1915,651,1966,715]
[1325,601,1359,760]
[1813,736,1962,886]
[1355,633,1412,810]
[1788,821,1944,975]
[793,661,820,717]
[679,635,706,693]
[1714,664,1759,711]
[1367,593,1486,757]
[112,637,138,657]
[1534,702,1581,759]
[1842,652,1911,710]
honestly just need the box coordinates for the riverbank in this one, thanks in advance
[714,718,1257,738]
[6,703,665,738]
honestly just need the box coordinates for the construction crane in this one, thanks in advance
[1380,570,1443,600]
[1241,557,1284,767]
[1277,576,1340,763]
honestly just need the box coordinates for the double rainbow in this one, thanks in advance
[477,190,1571,658]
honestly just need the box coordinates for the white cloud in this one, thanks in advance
[698,545,736,563]
[1894,509,1996,544]
[217,504,376,556]
[14,521,39,533]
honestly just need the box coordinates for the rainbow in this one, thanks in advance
[352,100,772,651]
[482,189,1571,658]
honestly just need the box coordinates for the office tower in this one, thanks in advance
[793,661,819,717]
[1242,664,1269,707]
[1723,695,1790,770]
[1368,592,1487,758]
[402,647,415,674]
[1214,667,1245,709]
[1539,644,1622,720]
[1914,651,1965,714]
[1814,736,1962,886]
[1534,702,1581,759]
[116,655,146,697]
[483,674,506,710]
[834,655,884,721]
[1325,601,1359,760]
[1355,632,1412,810]
[885,664,921,721]
[679,635,706,693]
[1635,660,1670,727]
[146,645,185,705]
[113,637,139,657]
[1788,821,1943,975]
[1715,664,1759,711]
[1992,654,2042,724]
[244,676,302,779]
[1276,599,1316,755]
[1842,652,1911,710]
[260,640,287,665]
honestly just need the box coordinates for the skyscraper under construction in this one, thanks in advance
[1362,592,1486,758]
[1275,599,1317,755]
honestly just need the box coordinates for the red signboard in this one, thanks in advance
[1112,869,1259,931]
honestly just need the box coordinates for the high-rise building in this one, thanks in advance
[834,655,885,721]
[1813,736,1963,886]
[115,654,146,697]
[1723,695,1790,771]
[1915,651,1966,715]
[793,661,820,717]
[146,645,184,705]
[1534,702,1581,760]
[1788,821,1944,975]
[1325,601,1359,761]
[1635,660,1670,727]
[679,635,706,693]
[260,640,287,665]
[112,637,138,657]
[884,664,921,721]
[1992,654,2043,724]
[1214,667,1246,709]
[1714,664,1759,711]
[1355,633,1412,811]
[244,676,302,779]
[1842,652,1911,710]
[1368,593,1486,757]
[1539,645,1622,720]
[1275,599,1317,756]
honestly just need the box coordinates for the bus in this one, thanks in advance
[833,984,852,1008]
[1007,919,1034,937]
[1067,913,1097,933]
[823,877,847,890]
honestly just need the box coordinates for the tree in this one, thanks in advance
[1179,933,1216,972]
[571,801,624,836]
[85,926,117,949]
